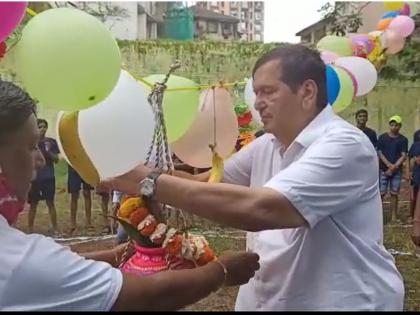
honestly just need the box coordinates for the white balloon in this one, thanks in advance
[78,70,155,179]
[334,57,377,96]
[244,78,262,125]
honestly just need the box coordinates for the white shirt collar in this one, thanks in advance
[270,105,335,151]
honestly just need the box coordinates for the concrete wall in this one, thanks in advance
[137,13,147,40]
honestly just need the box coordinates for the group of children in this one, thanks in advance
[355,109,420,246]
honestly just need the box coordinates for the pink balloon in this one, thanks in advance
[321,51,339,64]
[0,2,27,42]
[400,3,410,16]
[171,88,239,168]
[388,15,415,37]
[350,34,374,54]
[385,30,406,55]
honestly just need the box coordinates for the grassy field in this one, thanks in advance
[14,160,420,311]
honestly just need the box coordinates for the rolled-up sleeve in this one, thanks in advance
[264,131,377,228]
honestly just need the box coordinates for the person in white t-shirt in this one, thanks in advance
[104,45,405,311]
[0,81,260,311]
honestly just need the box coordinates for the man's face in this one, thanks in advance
[356,112,368,126]
[38,121,48,138]
[389,121,401,134]
[253,60,302,134]
[0,114,45,201]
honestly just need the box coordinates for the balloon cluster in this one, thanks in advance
[0,4,239,180]
[316,2,415,113]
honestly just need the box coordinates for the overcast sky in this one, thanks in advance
[263,0,331,43]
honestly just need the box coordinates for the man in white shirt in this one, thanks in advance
[105,44,405,311]
[0,81,259,311]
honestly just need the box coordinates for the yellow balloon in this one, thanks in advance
[367,33,386,70]
[384,2,404,11]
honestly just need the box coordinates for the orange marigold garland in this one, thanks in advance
[117,197,216,275]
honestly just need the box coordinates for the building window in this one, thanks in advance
[207,21,218,33]
[241,11,245,20]
[255,2,263,10]
[255,24,261,32]
[255,12,261,20]
[211,1,218,7]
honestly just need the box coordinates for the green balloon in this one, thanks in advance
[144,75,200,143]
[332,67,355,113]
[317,35,353,57]
[14,8,121,111]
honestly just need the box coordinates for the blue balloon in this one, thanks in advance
[382,11,399,19]
[326,65,340,106]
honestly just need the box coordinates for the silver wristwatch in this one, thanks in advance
[138,170,162,198]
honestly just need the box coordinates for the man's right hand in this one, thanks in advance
[217,251,260,286]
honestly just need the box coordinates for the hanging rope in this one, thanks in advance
[209,86,217,153]
[144,60,190,228]
[145,60,181,173]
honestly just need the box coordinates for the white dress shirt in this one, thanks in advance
[224,106,404,311]
[0,215,122,311]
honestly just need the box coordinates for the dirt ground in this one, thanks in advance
[14,179,420,311]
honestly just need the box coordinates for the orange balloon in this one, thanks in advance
[377,18,393,31]
[171,88,239,168]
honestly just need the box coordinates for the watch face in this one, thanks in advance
[142,179,154,197]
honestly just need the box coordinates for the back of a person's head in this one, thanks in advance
[252,44,327,110]
[0,81,36,144]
